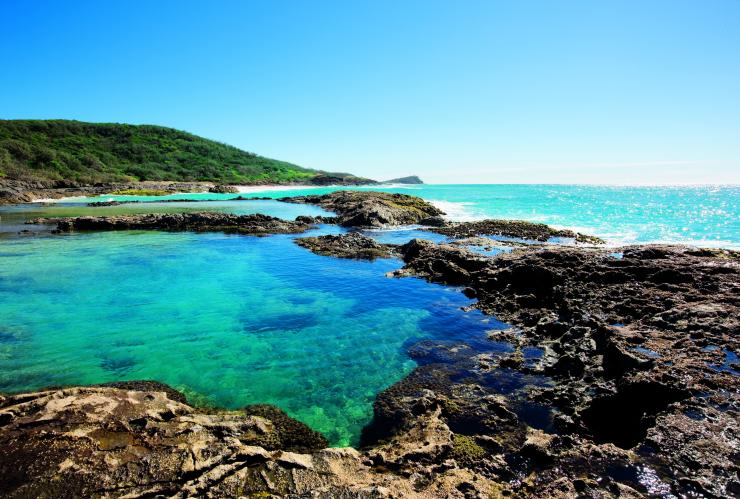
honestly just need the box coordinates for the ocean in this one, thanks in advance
[75,183,740,249]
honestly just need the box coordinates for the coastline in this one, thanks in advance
[1,190,738,496]
[4,183,739,250]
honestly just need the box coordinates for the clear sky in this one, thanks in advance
[1,0,739,184]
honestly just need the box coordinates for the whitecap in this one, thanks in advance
[428,200,484,222]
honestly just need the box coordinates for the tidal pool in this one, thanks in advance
[0,223,505,446]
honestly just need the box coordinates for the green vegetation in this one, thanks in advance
[0,120,367,185]
[450,434,485,465]
[109,189,170,196]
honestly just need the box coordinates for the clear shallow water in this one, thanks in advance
[0,183,736,447]
[89,184,739,249]
[0,228,506,446]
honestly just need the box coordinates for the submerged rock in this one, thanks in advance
[27,212,313,236]
[281,190,444,227]
[295,232,397,259]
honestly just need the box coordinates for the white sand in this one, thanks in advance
[234,184,324,194]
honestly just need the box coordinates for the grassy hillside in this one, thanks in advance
[0,120,366,184]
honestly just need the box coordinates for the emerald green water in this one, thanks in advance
[0,222,504,446]
[5,184,733,446]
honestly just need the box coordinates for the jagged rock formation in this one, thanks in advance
[379,239,740,497]
[281,190,445,227]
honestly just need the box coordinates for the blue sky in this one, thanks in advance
[1,0,738,184]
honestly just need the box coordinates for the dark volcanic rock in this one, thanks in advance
[380,239,740,497]
[242,404,329,453]
[430,219,605,244]
[281,190,444,227]
[27,212,313,236]
[295,232,397,259]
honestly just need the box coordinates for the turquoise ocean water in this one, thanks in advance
[61,183,739,248]
[0,184,736,445]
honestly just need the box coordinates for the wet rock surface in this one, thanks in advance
[375,239,739,497]
[295,232,397,259]
[430,219,605,244]
[0,385,502,498]
[27,212,314,236]
[281,190,445,227]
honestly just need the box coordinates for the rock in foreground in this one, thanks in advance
[380,239,739,497]
[0,384,501,498]
[28,212,313,236]
[281,190,445,227]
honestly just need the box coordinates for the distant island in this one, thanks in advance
[381,175,423,184]
[0,119,373,186]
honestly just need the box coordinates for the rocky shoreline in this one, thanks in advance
[0,176,382,205]
[2,191,738,497]
[0,178,215,204]
[378,239,739,497]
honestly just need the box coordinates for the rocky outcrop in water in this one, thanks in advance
[281,190,445,227]
[378,239,739,497]
[0,384,502,498]
[28,212,314,236]
[430,219,605,244]
[296,232,397,259]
